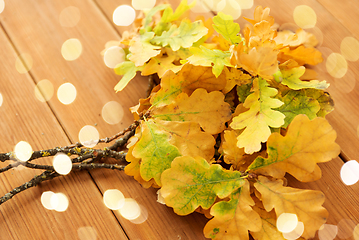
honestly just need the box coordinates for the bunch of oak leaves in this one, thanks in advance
[105,1,341,239]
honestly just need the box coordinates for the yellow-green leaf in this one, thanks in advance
[114,61,142,92]
[151,20,208,51]
[248,114,340,182]
[230,77,285,154]
[153,88,232,134]
[212,12,241,45]
[304,89,334,117]
[203,180,261,240]
[161,156,244,215]
[129,32,161,67]
[187,45,232,77]
[132,119,181,186]
[254,176,328,239]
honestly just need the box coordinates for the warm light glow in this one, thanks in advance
[276,213,299,233]
[104,46,126,69]
[340,160,359,185]
[119,198,141,220]
[50,192,69,212]
[282,221,304,240]
[61,38,83,61]
[0,93,3,107]
[78,125,99,148]
[332,70,356,93]
[102,101,124,125]
[341,37,359,62]
[59,6,81,27]
[15,53,33,74]
[0,0,4,14]
[354,224,359,240]
[113,5,136,26]
[14,141,33,162]
[132,0,156,10]
[53,153,72,175]
[103,189,125,210]
[217,0,241,20]
[236,0,253,9]
[57,82,77,105]
[129,204,148,224]
[77,226,97,240]
[41,191,56,210]
[318,224,338,240]
[293,5,317,29]
[337,219,357,239]
[34,79,54,102]
[189,0,213,13]
[326,53,348,79]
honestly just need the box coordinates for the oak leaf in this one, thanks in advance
[114,61,143,92]
[222,130,246,169]
[222,67,252,94]
[244,6,274,26]
[304,89,334,117]
[248,114,341,182]
[153,88,232,134]
[254,176,328,239]
[187,45,232,77]
[129,32,161,67]
[161,156,244,215]
[230,78,285,154]
[150,64,227,107]
[151,20,208,51]
[132,119,181,186]
[212,12,241,45]
[278,46,323,65]
[141,53,183,78]
[203,180,261,240]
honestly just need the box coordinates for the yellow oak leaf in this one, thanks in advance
[248,20,277,48]
[150,63,227,107]
[244,6,274,26]
[254,176,328,239]
[222,130,246,170]
[152,88,232,134]
[230,78,285,154]
[129,32,161,67]
[222,67,252,94]
[232,45,279,79]
[247,114,340,182]
[161,156,244,215]
[204,180,261,240]
[155,119,216,160]
[278,46,323,66]
[141,54,183,78]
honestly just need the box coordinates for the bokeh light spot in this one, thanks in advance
[354,224,359,240]
[14,141,33,162]
[189,0,213,13]
[132,0,156,10]
[50,192,69,212]
[340,160,359,185]
[276,213,298,233]
[34,79,54,102]
[129,204,148,224]
[59,6,81,27]
[293,5,317,29]
[41,191,56,210]
[337,219,356,239]
[326,53,348,79]
[113,5,136,26]
[282,221,304,240]
[57,82,77,105]
[119,198,141,220]
[53,153,72,175]
[78,125,99,148]
[332,70,356,93]
[102,101,124,125]
[0,93,3,107]
[77,226,97,240]
[61,38,82,61]
[236,0,253,9]
[341,37,359,62]
[0,0,4,14]
[104,46,126,69]
[318,224,338,240]
[15,53,33,74]
[217,0,241,20]
[103,189,125,210]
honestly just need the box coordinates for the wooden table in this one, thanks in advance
[1,0,359,239]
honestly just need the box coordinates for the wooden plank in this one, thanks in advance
[0,0,208,239]
[0,26,128,239]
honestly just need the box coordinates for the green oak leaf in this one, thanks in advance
[304,88,334,117]
[212,12,241,45]
[161,156,244,215]
[280,66,329,90]
[132,119,181,186]
[275,90,320,127]
[114,61,143,92]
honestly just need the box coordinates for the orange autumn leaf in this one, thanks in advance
[278,46,323,65]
